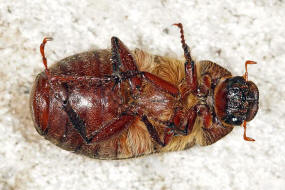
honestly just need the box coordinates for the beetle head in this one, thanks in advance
[214,76,259,126]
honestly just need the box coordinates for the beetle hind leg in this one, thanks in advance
[63,100,135,144]
[40,37,53,77]
[111,37,142,90]
[63,101,90,143]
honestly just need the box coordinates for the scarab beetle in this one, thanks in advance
[30,23,259,159]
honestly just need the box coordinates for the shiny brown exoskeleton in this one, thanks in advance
[30,23,259,159]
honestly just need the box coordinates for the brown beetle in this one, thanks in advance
[30,23,259,159]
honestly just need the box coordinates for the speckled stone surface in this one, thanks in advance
[0,0,285,189]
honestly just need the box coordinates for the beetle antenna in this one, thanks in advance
[40,37,53,77]
[243,60,257,81]
[242,60,257,141]
[242,121,255,141]
[173,23,193,65]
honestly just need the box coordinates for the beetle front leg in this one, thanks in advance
[174,23,198,96]
[197,104,212,129]
[198,74,211,96]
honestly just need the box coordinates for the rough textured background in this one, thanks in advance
[0,0,285,189]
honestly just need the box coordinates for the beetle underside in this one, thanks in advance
[31,23,259,159]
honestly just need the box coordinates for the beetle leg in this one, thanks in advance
[195,104,235,146]
[185,107,197,134]
[141,112,197,146]
[141,115,165,146]
[174,23,197,95]
[163,104,208,136]
[197,104,212,129]
[63,100,135,144]
[243,60,257,81]
[111,37,142,89]
[142,72,180,96]
[62,101,89,142]
[111,37,180,96]
[163,128,174,146]
[242,121,255,141]
[111,37,139,72]
[198,74,211,96]
[40,37,53,77]
[166,122,188,136]
[169,106,197,136]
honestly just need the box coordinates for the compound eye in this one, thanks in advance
[230,116,243,125]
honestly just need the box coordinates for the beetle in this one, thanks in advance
[30,23,259,159]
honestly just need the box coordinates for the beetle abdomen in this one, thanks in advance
[31,50,139,158]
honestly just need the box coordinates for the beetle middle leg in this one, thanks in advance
[171,104,212,133]
[160,106,197,140]
[141,106,198,147]
[141,115,166,146]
